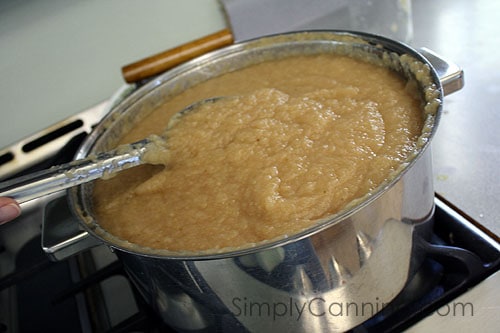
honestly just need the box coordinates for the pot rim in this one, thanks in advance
[68,30,444,260]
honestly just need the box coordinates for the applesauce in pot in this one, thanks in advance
[92,55,424,252]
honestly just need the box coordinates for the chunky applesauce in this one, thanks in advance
[92,55,424,252]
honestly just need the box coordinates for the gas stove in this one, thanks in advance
[0,109,498,332]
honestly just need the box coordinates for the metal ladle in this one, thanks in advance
[0,98,220,204]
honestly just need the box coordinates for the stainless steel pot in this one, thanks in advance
[43,31,464,332]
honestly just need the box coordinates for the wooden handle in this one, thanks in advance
[121,28,234,83]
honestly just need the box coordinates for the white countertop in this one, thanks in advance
[410,0,500,239]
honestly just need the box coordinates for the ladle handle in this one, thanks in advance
[0,140,149,204]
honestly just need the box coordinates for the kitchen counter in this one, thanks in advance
[411,0,500,239]
[407,1,500,330]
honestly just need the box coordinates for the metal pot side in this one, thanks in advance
[62,31,462,332]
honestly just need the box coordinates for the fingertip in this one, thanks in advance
[0,200,21,224]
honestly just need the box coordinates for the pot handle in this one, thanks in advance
[42,195,102,261]
[418,47,464,96]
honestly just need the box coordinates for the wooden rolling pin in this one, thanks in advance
[121,28,234,83]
